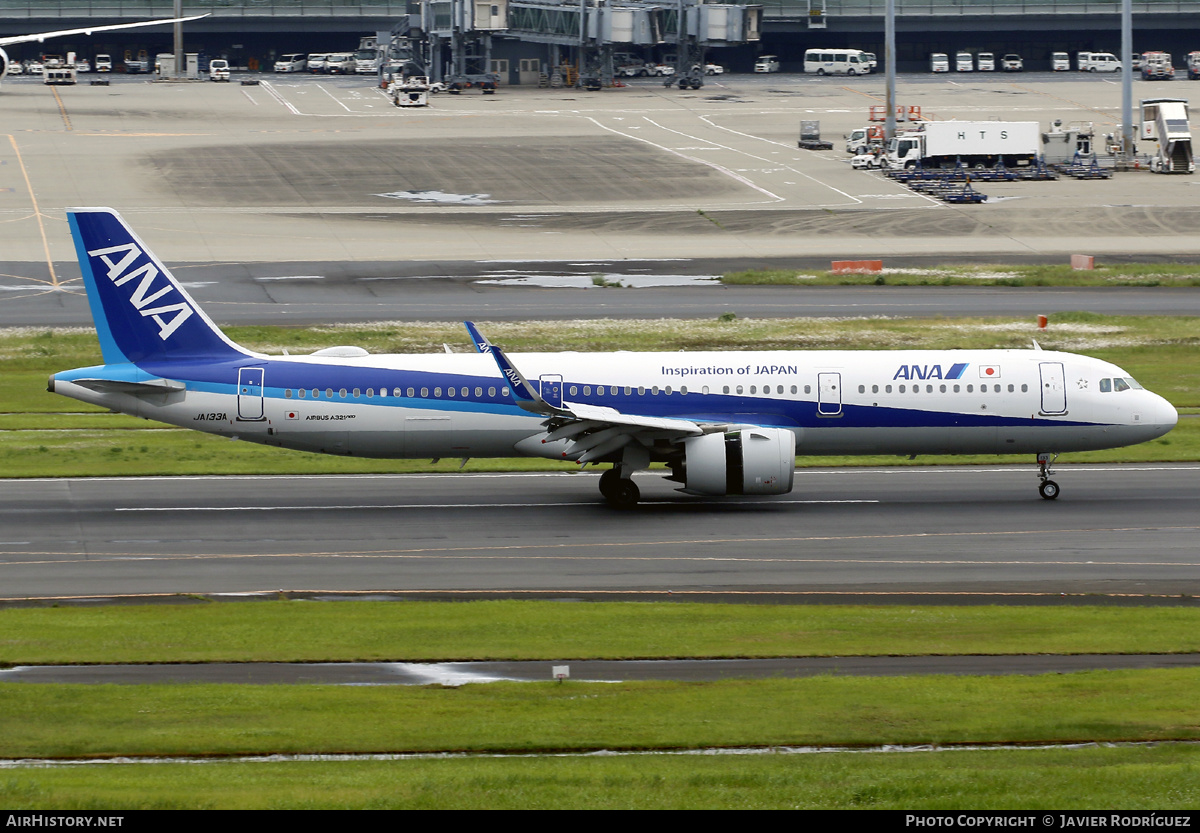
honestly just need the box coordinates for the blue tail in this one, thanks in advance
[68,207,248,364]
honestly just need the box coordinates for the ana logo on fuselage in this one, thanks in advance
[893,363,968,381]
[87,242,194,341]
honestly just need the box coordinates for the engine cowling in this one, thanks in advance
[681,427,796,496]
[0,47,9,82]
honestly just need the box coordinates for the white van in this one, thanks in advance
[94,53,112,72]
[1051,52,1070,71]
[274,53,307,73]
[1077,52,1121,72]
[754,55,780,73]
[955,51,974,71]
[976,52,995,71]
[803,49,869,76]
[930,53,949,73]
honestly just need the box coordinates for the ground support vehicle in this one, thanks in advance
[886,121,1040,170]
[803,48,870,76]
[1051,52,1070,71]
[43,63,76,85]
[845,124,884,155]
[615,61,648,77]
[798,120,833,150]
[930,53,949,72]
[324,53,353,74]
[704,63,724,75]
[274,53,307,73]
[1187,52,1200,79]
[95,54,112,72]
[1077,51,1121,72]
[754,55,779,73]
[977,52,995,71]
[389,76,430,107]
[1141,52,1175,80]
[1001,54,1023,72]
[955,51,973,71]
[1141,97,1194,173]
[666,67,705,89]
[208,59,230,81]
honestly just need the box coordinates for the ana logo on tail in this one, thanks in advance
[86,242,195,341]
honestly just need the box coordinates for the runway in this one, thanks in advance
[3,464,1198,603]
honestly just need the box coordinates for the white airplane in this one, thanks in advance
[0,15,207,85]
[49,208,1178,507]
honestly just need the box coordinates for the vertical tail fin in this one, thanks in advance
[67,207,249,364]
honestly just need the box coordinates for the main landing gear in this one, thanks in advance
[599,467,640,508]
[1036,452,1060,500]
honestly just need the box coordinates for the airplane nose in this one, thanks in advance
[1149,393,1178,434]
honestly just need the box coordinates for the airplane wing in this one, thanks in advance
[466,321,712,464]
[0,15,208,48]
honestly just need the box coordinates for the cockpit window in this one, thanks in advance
[1113,378,1131,392]
[1100,378,1111,392]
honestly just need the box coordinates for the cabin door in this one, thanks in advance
[1039,362,1067,414]
[237,367,265,421]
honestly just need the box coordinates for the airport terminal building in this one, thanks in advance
[1,0,1197,74]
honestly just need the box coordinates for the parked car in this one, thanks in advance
[955,51,974,71]
[307,53,329,73]
[6,61,22,75]
[75,58,91,73]
[930,53,949,72]
[1051,52,1070,71]
[861,52,877,72]
[976,52,996,71]
[646,63,675,76]
[704,63,724,75]
[1001,54,1023,72]
[753,54,780,73]
[274,53,307,73]
[94,54,112,72]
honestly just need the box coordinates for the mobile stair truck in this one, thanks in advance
[1142,98,1194,173]
[885,121,1040,170]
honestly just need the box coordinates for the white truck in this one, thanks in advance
[1051,52,1070,71]
[885,121,1041,170]
[1141,98,1194,174]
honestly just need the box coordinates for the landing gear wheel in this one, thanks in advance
[1039,480,1060,500]
[598,468,621,499]
[604,478,640,508]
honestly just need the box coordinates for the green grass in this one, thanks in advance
[3,601,1199,665]
[1,670,1198,760]
[723,263,1200,287]
[2,744,1198,809]
[3,314,1199,477]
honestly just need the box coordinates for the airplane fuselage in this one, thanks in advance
[51,347,1177,461]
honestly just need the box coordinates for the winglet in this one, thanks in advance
[464,321,554,415]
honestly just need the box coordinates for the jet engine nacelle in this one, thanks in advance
[1,47,10,82]
[682,427,796,496]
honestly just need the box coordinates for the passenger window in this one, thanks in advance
[871,385,878,394]
[353,388,360,398]
[298,389,306,399]
[723,386,730,394]
[502,387,510,397]
[638,387,645,395]
[366,389,373,398]
[858,385,865,394]
[447,387,456,398]
[488,387,495,397]
[791,386,797,394]
[665,387,672,395]
[569,386,577,396]
[339,389,347,398]
[885,385,892,393]
[312,390,320,398]
[461,387,468,398]
[652,386,659,395]
[1007,384,1014,393]
[1021,384,1028,393]
[953,385,959,393]
[736,385,744,394]
[396,388,404,397]
[939,384,946,393]
[285,389,293,399]
[899,384,906,393]
[926,385,933,393]
[750,386,757,394]
[475,387,483,398]
[994,385,1001,393]
[804,385,811,394]
[583,386,591,396]
[326,388,334,398]
[434,387,441,397]
[681,387,688,395]
[967,385,973,393]
[420,387,428,397]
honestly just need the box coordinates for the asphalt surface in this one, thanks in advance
[3,465,1198,602]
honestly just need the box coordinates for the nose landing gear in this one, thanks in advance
[1037,452,1060,500]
